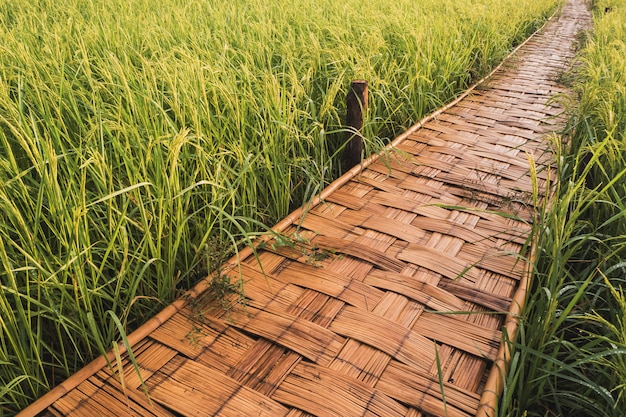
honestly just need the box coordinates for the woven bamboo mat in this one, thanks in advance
[20,1,591,416]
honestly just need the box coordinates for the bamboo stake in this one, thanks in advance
[343,80,368,171]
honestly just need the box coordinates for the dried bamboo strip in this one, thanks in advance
[464,196,525,222]
[456,155,526,177]
[398,244,481,283]
[498,119,555,134]
[363,270,465,311]
[496,83,557,96]
[81,376,171,416]
[439,280,512,312]
[360,167,410,185]
[406,408,426,417]
[224,305,344,367]
[294,291,346,328]
[225,341,298,394]
[360,215,428,243]
[340,228,396,253]
[411,312,501,359]
[271,362,408,417]
[470,132,527,149]
[329,306,436,371]
[324,250,378,284]
[369,192,451,219]
[337,201,420,231]
[92,372,175,416]
[478,125,539,141]
[285,411,315,417]
[277,262,384,311]
[372,291,422,326]
[52,380,121,416]
[396,177,462,202]
[311,235,405,272]
[472,217,530,240]
[408,154,459,172]
[504,108,560,121]
[330,339,392,384]
[356,175,405,194]
[422,121,464,136]
[377,360,480,417]
[255,280,316,319]
[297,211,364,239]
[441,172,534,197]
[34,409,61,417]
[244,249,291,275]
[468,149,537,170]
[440,349,488,392]
[102,341,177,390]
[476,109,538,123]
[95,338,149,382]
[149,309,253,371]
[323,189,367,210]
[440,110,540,137]
[439,154,499,173]
[457,244,525,280]
[239,349,301,397]
[262,240,321,265]
[226,285,349,396]
[461,161,537,183]
[410,216,495,245]
[146,312,210,358]
[145,356,289,416]
[416,145,470,160]
[472,95,556,113]
[369,155,417,175]
[222,263,297,309]
[457,99,510,111]
[442,112,497,129]
[445,171,510,193]
[334,207,374,228]
[397,141,443,157]
[366,160,414,180]
[18,296,198,416]
[438,118,494,135]
[250,283,308,315]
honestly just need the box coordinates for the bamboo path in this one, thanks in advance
[20,1,591,416]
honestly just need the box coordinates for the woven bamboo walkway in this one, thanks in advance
[21,1,591,416]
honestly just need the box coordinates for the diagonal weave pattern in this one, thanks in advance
[22,1,591,416]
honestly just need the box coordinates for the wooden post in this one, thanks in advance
[343,80,368,171]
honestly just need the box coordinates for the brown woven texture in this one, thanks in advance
[21,1,591,416]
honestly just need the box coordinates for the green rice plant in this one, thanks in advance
[499,172,626,416]
[580,273,626,407]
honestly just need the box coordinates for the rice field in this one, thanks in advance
[1,0,561,413]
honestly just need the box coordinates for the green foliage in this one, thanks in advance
[0,0,559,414]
